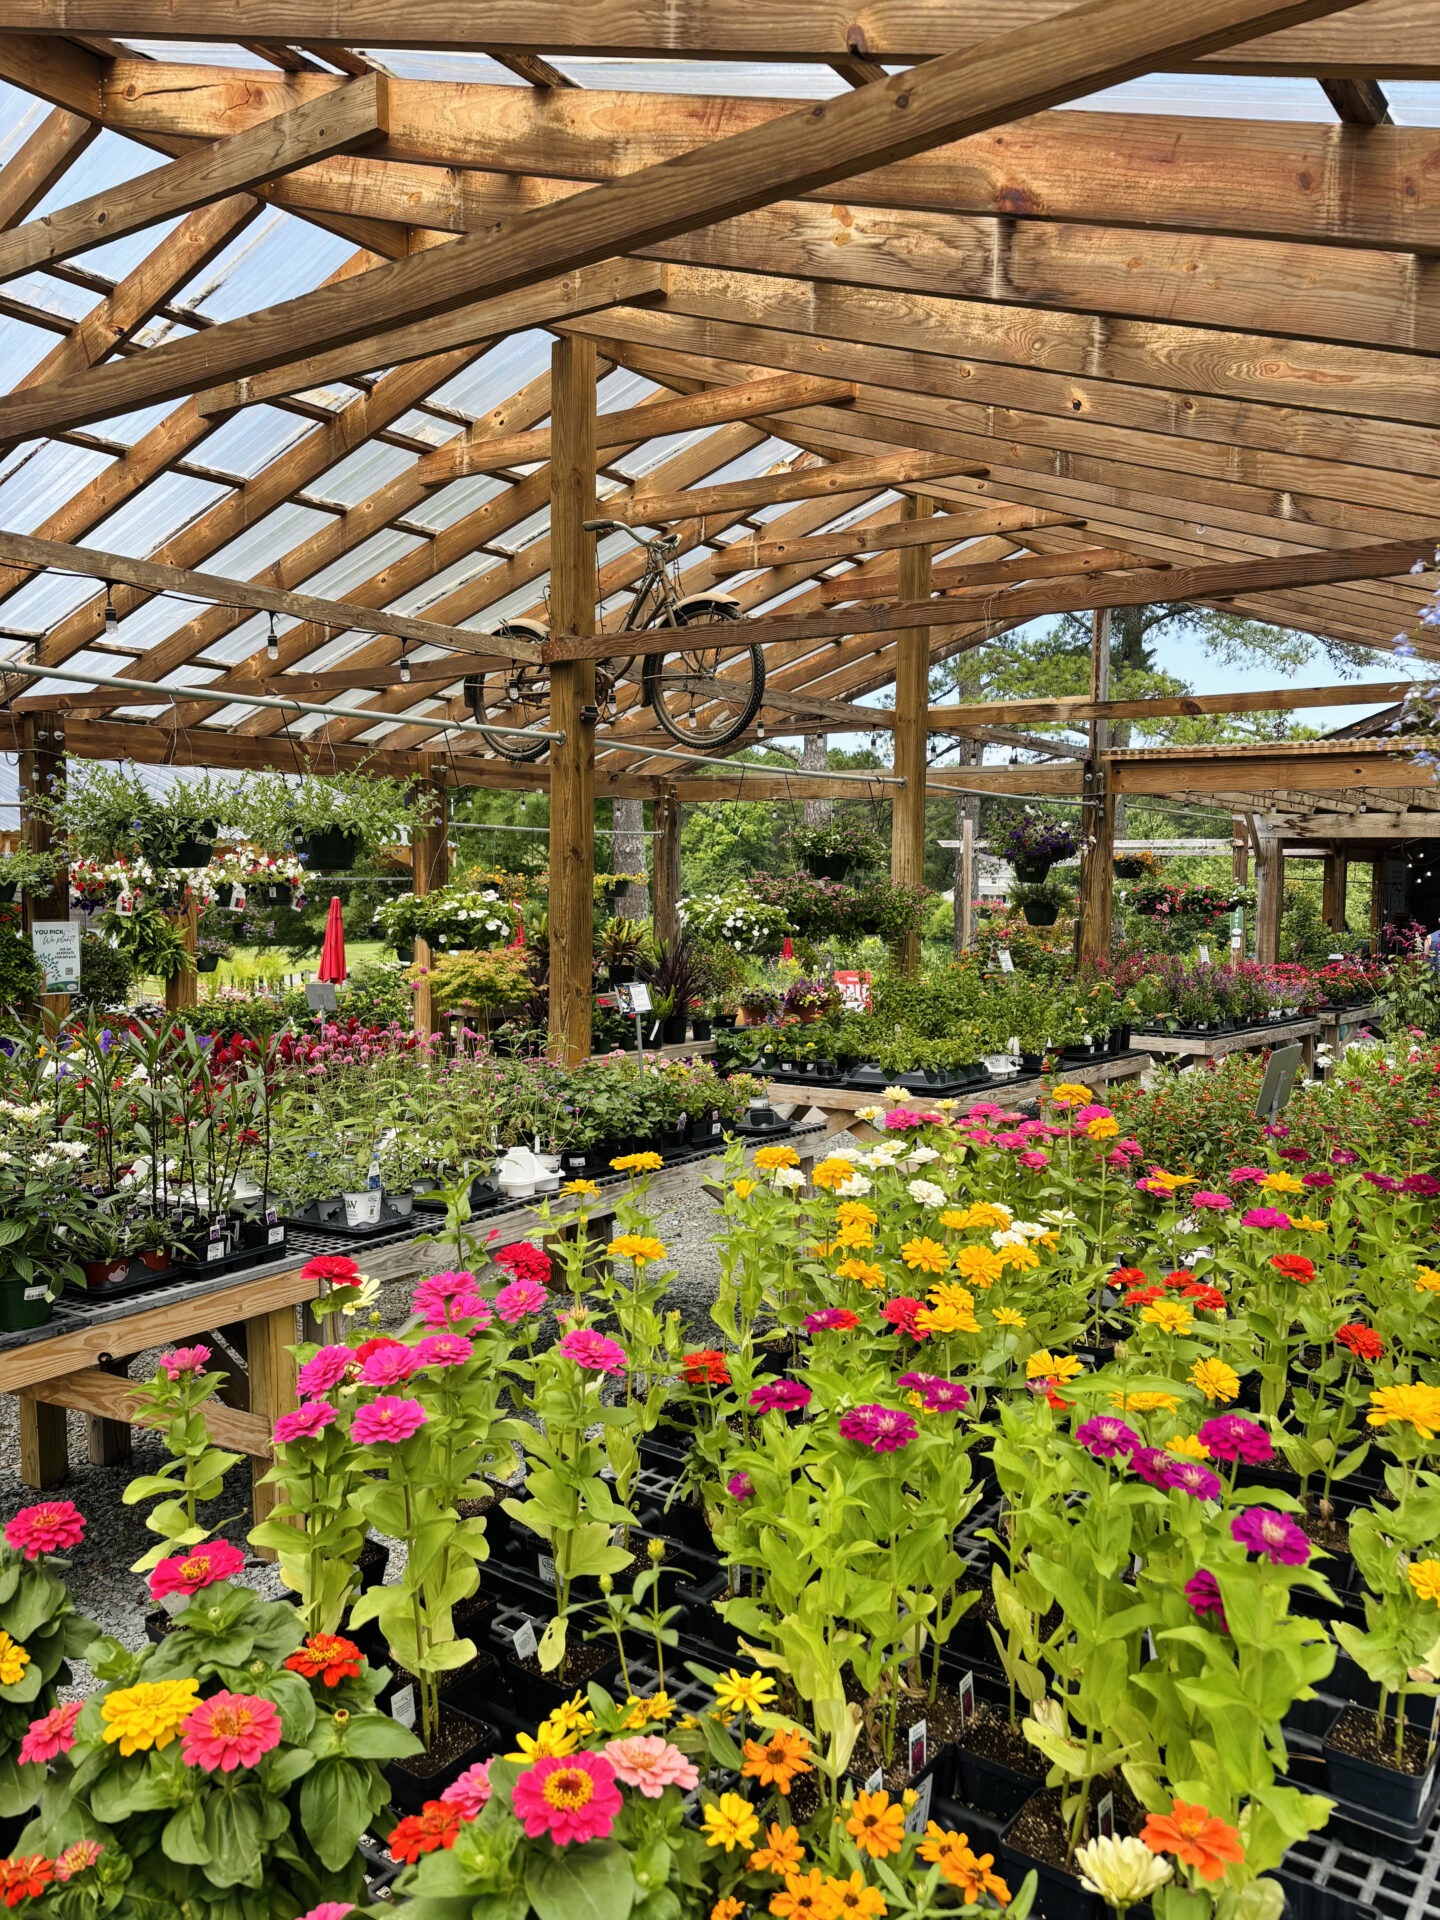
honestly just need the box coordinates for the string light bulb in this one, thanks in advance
[400,643,411,685]
[266,612,279,663]
[103,585,118,634]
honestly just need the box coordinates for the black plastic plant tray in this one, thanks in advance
[66,1263,186,1305]
[282,1202,417,1239]
[172,1237,283,1282]
[1282,1786,1440,1920]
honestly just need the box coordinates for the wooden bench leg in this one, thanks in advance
[85,1357,132,1469]
[19,1398,67,1489]
[245,1303,297,1561]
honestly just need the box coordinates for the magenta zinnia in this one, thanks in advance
[272,1401,337,1446]
[149,1539,246,1600]
[180,1691,283,1772]
[295,1346,354,1398]
[557,1328,628,1374]
[1076,1415,1141,1460]
[511,1751,622,1844]
[1231,1508,1310,1566]
[4,1501,84,1560]
[496,1278,548,1323]
[1184,1569,1229,1632]
[838,1404,917,1452]
[349,1396,428,1445]
[1197,1415,1273,1465]
[749,1380,812,1414]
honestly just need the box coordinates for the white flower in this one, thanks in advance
[336,1276,382,1316]
[905,1144,940,1166]
[991,1228,1027,1247]
[907,1179,947,1208]
[881,1086,910,1104]
[1013,1220,1047,1241]
[836,1171,871,1197]
[1039,1207,1078,1226]
[853,1105,884,1123]
[1074,1836,1172,1907]
[772,1166,805,1190]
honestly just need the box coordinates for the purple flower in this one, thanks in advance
[899,1372,971,1414]
[1232,1508,1310,1566]
[1191,1191,1233,1211]
[1185,1569,1229,1632]
[838,1404,917,1453]
[750,1379,813,1414]
[1277,1147,1311,1164]
[1302,1171,1335,1190]
[1331,1149,1359,1166]
[1198,1415,1273,1465]
[1129,1447,1171,1487]
[726,1472,754,1501]
[1160,1458,1223,1501]
[295,1345,353,1399]
[1363,1171,1402,1194]
[1076,1415,1142,1460]
[1403,1174,1440,1197]
[1242,1207,1292,1230]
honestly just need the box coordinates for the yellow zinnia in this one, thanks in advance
[1087,1116,1120,1140]
[811,1158,857,1191]
[1140,1299,1194,1335]
[1166,1433,1211,1461]
[753,1145,801,1172]
[1189,1357,1240,1404]
[1409,1560,1440,1607]
[917,1300,980,1336]
[954,1244,1006,1287]
[833,1221,874,1250]
[992,1306,1027,1329]
[1293,1215,1329,1234]
[101,1679,200,1756]
[996,1241,1039,1274]
[1026,1350,1082,1383]
[1144,1168,1197,1192]
[1049,1084,1094,1107]
[901,1236,949,1275]
[561,1178,600,1198]
[1416,1268,1440,1294]
[0,1632,29,1687]
[836,1201,877,1228]
[703,1793,760,1853]
[608,1233,667,1266]
[733,1179,758,1199]
[1369,1383,1440,1440]
[611,1151,663,1173]
[835,1258,886,1289]
[506,1719,580,1762]
[1111,1390,1180,1413]
[714,1669,777,1717]
[1260,1171,1304,1194]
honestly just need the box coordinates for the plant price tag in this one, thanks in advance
[512,1620,538,1662]
[864,1767,884,1794]
[1198,942,1211,963]
[998,948,1015,973]
[957,1670,975,1727]
[537,1553,556,1589]
[391,1684,416,1730]
[1097,1792,1115,1840]
[904,1776,934,1837]
[906,1719,927,1775]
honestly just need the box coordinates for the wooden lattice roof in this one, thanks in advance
[0,4,1433,812]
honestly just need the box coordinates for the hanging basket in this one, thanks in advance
[1113,857,1148,880]
[297,827,363,873]
[171,826,219,869]
[1021,900,1059,927]
[1012,857,1052,885]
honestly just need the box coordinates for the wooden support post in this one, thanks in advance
[958,815,975,953]
[547,334,597,1067]
[164,899,198,1013]
[652,788,682,950]
[1256,833,1285,965]
[1078,608,1114,964]
[18,715,70,1029]
[1322,847,1349,933]
[410,753,450,1043]
[246,1302,298,1558]
[890,494,931,973]
[85,1355,132,1468]
[1370,859,1384,938]
[18,1398,67,1490]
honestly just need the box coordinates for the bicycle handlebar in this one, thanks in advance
[583,519,681,558]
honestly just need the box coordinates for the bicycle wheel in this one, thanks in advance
[466,631,552,761]
[641,602,765,750]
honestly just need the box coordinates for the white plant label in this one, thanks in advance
[907,1719,928,1775]
[904,1776,934,1836]
[392,1684,416,1730]
[512,1620,538,1661]
[998,948,1015,973]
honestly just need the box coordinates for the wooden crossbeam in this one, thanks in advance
[712,506,1083,572]
[544,538,1440,663]
[813,544,1163,604]
[407,373,857,484]
[0,0,1366,444]
[21,1368,271,1457]
[928,679,1420,728]
[0,3,1426,75]
[594,454,987,526]
[1110,745,1439,796]
[0,531,542,663]
[193,260,668,411]
[0,106,95,229]
[0,77,388,280]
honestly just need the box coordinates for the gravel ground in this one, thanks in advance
[0,1144,740,1661]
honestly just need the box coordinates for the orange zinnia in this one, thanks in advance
[749,1823,805,1876]
[844,1789,905,1860]
[743,1728,813,1795]
[769,1869,830,1920]
[937,1845,1011,1907]
[1141,1801,1245,1882]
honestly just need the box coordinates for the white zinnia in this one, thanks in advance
[772,1166,805,1190]
[907,1179,947,1208]
[1073,1836,1172,1907]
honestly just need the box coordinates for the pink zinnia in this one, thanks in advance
[496,1278,548,1324]
[1191,1191,1232,1210]
[423,1292,492,1330]
[1229,1167,1268,1187]
[159,1345,211,1379]
[296,1346,354,1398]
[5,1500,84,1560]
[18,1699,81,1766]
[1020,1150,1050,1168]
[149,1539,246,1600]
[359,1344,417,1387]
[727,1472,754,1500]
[838,1404,917,1452]
[1198,1415,1273,1465]
[413,1332,474,1370]
[511,1751,622,1845]
[603,1736,698,1798]
[296,1906,353,1920]
[883,1109,923,1130]
[557,1329,627,1375]
[1185,1569,1229,1633]
[804,1308,858,1335]
[350,1396,428,1444]
[439,1759,493,1820]
[1242,1207,1291,1230]
[1076,1415,1141,1460]
[180,1690,283,1772]
[1232,1508,1310,1566]
[273,1401,337,1446]
[1074,1104,1112,1124]
[966,1103,1004,1121]
[749,1379,812,1414]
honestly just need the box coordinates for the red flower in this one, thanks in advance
[1182,1283,1227,1313]
[493,1241,552,1288]
[0,1856,55,1907]
[1337,1323,1384,1361]
[354,1336,407,1366]
[1113,1267,1147,1288]
[880,1297,928,1340]
[300,1255,361,1285]
[1123,1286,1165,1308]
[1162,1271,1194,1290]
[388,1800,464,1863]
[1270,1254,1315,1284]
[285,1633,364,1688]
[681,1349,730,1387]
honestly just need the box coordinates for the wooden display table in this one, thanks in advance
[1137,1016,1319,1072]
[762,1051,1151,1146]
[1315,1002,1386,1063]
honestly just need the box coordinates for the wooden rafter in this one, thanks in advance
[712,507,1083,571]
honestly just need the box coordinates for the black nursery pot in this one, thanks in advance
[1323,1707,1440,1824]
[1020,902,1059,927]
[297,826,363,873]
[171,827,218,869]
[384,1703,497,1817]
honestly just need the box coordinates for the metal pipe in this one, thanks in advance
[600,733,905,785]
[0,658,563,744]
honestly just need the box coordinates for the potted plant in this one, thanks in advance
[66,1208,131,1292]
[735,984,780,1028]
[71,932,136,1013]
[0,848,57,905]
[245,767,441,873]
[0,933,43,1014]
[1012,876,1070,928]
[998,806,1080,883]
[793,816,887,882]
[1113,848,1161,881]
[125,1211,173,1277]
[680,891,794,957]
[596,915,652,986]
[781,975,840,1023]
[102,903,196,986]
[0,1087,86,1327]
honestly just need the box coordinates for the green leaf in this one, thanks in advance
[300,1757,379,1871]
[524,1842,637,1920]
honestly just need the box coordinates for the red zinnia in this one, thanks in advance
[681,1349,730,1386]
[0,1856,55,1907]
[1270,1254,1315,1284]
[1337,1323,1384,1361]
[493,1241,552,1287]
[388,1800,464,1863]
[299,1255,361,1285]
[355,1336,407,1366]
[880,1296,928,1340]
[285,1633,364,1688]
[1182,1283,1227,1313]
[1123,1286,1165,1308]
[1113,1268,1147,1288]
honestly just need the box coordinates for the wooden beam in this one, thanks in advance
[1255,832,1284,962]
[927,678,1419,728]
[1108,744,1440,796]
[193,260,667,411]
[0,107,95,229]
[0,0,1366,443]
[409,372,856,483]
[814,544,1161,605]
[1322,77,1391,122]
[546,538,1440,664]
[593,453,986,526]
[410,754,448,1042]
[653,788,682,947]
[713,506,1083,572]
[20,1367,271,1458]
[0,78,388,281]
[547,335,597,1067]
[0,530,543,664]
[0,3,1429,76]
[891,495,931,972]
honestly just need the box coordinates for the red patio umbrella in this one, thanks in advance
[318,895,347,983]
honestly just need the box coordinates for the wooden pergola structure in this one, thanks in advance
[0,1,1435,1054]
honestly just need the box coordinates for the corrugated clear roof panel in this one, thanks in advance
[428,332,552,417]
[181,211,354,319]
[0,84,46,169]
[408,472,509,534]
[1388,84,1440,124]
[312,437,415,507]
[296,528,423,601]
[0,443,111,531]
[361,50,533,85]
[535,57,848,97]
[194,405,314,481]
[1065,73,1336,119]
[385,407,456,447]
[87,393,197,447]
[206,505,334,579]
[85,470,227,556]
[3,271,94,326]
[117,39,265,66]
[0,316,63,390]
[69,216,190,288]
[26,126,158,213]
[1,569,102,633]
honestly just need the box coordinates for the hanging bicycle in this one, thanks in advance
[464,520,766,762]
